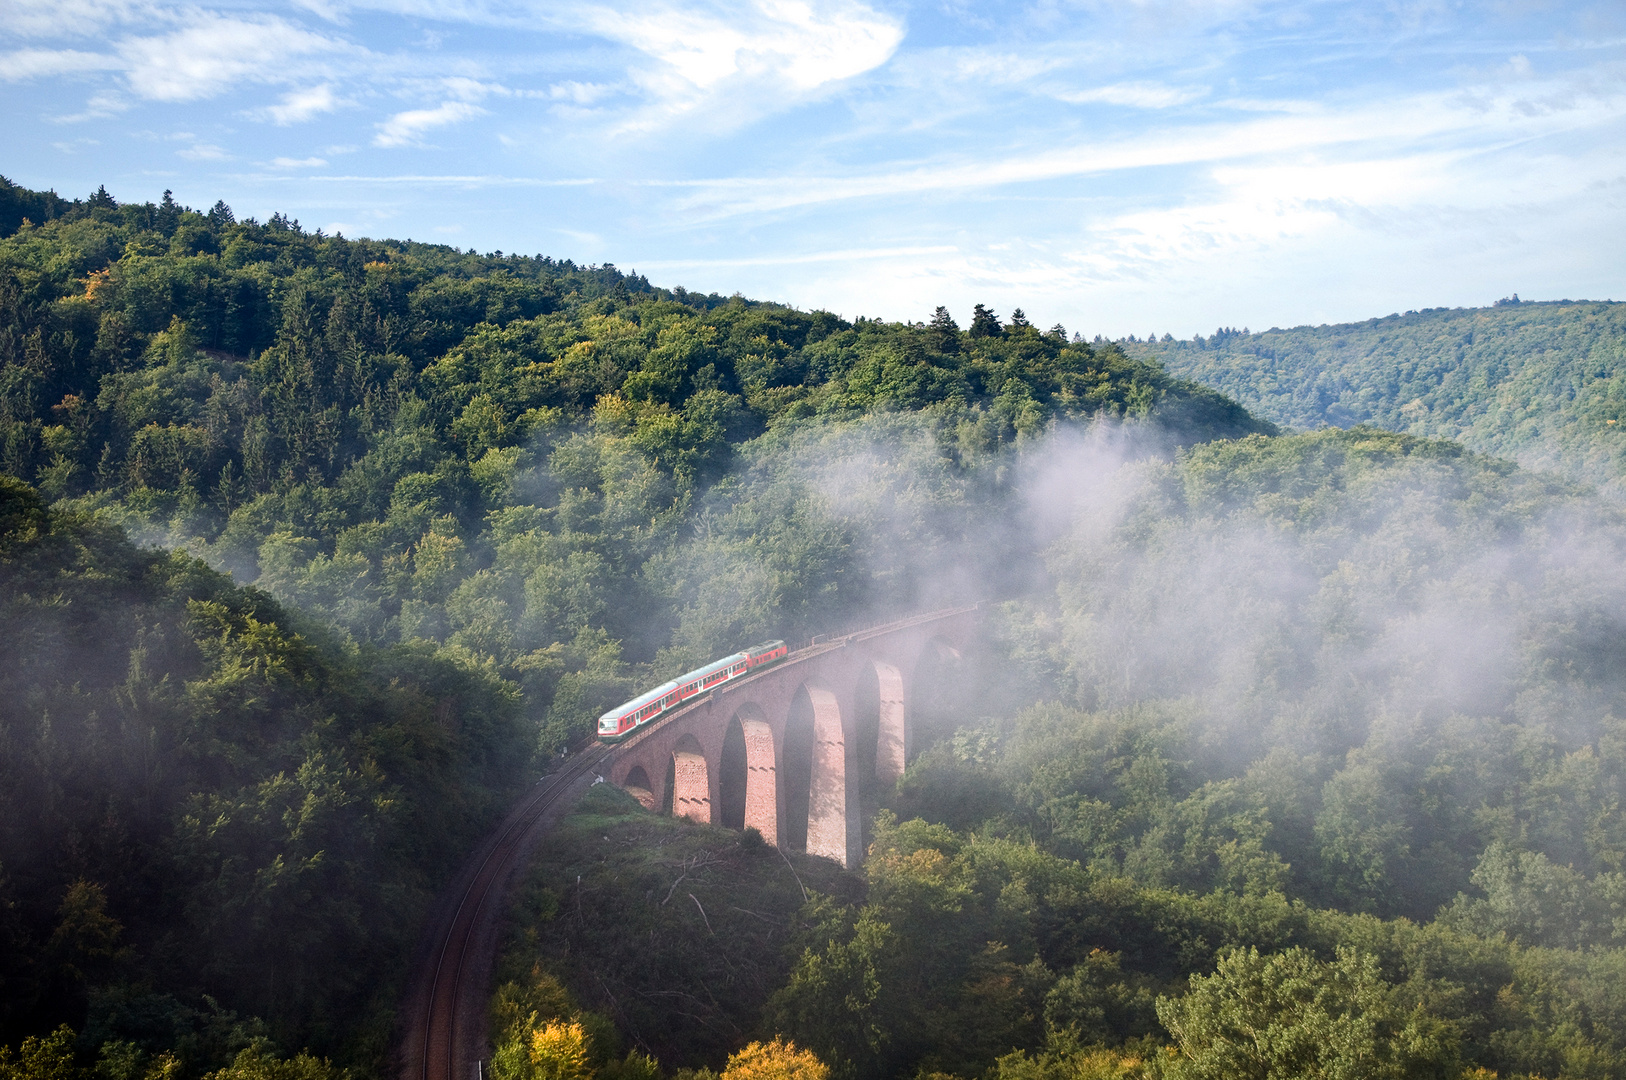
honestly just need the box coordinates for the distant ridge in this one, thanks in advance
[1125,300,1626,495]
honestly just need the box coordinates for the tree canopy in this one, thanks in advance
[1127,302,1626,495]
[6,177,1626,1080]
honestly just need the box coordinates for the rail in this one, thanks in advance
[414,742,611,1080]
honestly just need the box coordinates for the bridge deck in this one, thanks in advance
[610,603,980,755]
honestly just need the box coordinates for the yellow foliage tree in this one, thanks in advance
[527,1020,594,1080]
[720,1039,827,1080]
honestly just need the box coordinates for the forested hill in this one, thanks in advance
[0,474,525,1072]
[0,177,1269,1077]
[17,176,1626,1080]
[1123,300,1626,494]
[0,177,1265,677]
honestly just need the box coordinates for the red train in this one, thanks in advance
[596,640,788,742]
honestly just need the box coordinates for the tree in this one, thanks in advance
[493,1020,594,1080]
[156,191,181,236]
[529,1021,594,1080]
[928,307,960,354]
[1155,947,1459,1080]
[201,1046,343,1080]
[970,304,1002,338]
[721,1040,827,1080]
[0,1026,81,1080]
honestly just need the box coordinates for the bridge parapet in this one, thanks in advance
[605,605,980,867]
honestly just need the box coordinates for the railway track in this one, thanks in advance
[406,742,612,1080]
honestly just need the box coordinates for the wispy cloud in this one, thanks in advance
[1,0,161,39]
[0,47,123,79]
[631,73,1626,223]
[548,80,617,105]
[634,244,959,269]
[4,0,1622,334]
[1059,81,1208,108]
[176,141,229,160]
[117,14,350,101]
[579,0,903,92]
[373,100,485,146]
[265,83,342,124]
[3,11,359,102]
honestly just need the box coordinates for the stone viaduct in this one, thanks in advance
[605,605,981,868]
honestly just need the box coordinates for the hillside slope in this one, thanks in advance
[1126,301,1626,493]
[0,177,1273,1073]
[0,476,525,1069]
[0,176,1270,749]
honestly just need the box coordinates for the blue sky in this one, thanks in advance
[3,0,1624,336]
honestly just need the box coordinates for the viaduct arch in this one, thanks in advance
[604,605,980,868]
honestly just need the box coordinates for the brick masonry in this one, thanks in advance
[605,606,980,868]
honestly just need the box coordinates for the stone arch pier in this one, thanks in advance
[604,605,981,868]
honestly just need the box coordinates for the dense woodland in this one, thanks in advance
[6,177,1626,1080]
[1124,302,1626,495]
[0,474,524,1075]
[501,428,1626,1080]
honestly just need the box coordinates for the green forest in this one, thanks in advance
[1123,301,1626,495]
[5,176,1626,1080]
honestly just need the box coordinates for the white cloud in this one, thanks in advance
[117,14,350,101]
[52,89,128,121]
[265,84,341,124]
[271,155,329,167]
[0,47,124,79]
[439,75,506,100]
[373,100,485,146]
[575,0,903,94]
[548,80,615,104]
[0,0,159,38]
[1059,81,1208,108]
[640,72,1626,222]
[176,141,228,159]
[290,0,348,22]
[635,244,959,270]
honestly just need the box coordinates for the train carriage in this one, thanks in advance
[596,640,788,742]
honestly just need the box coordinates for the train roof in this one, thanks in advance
[673,651,749,687]
[598,651,749,720]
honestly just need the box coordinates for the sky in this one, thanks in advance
[2,0,1624,337]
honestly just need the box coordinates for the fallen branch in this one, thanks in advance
[661,851,722,905]
[777,844,808,903]
[689,893,714,934]
[728,906,777,923]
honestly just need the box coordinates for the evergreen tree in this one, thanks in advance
[970,303,1002,338]
[928,306,961,353]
